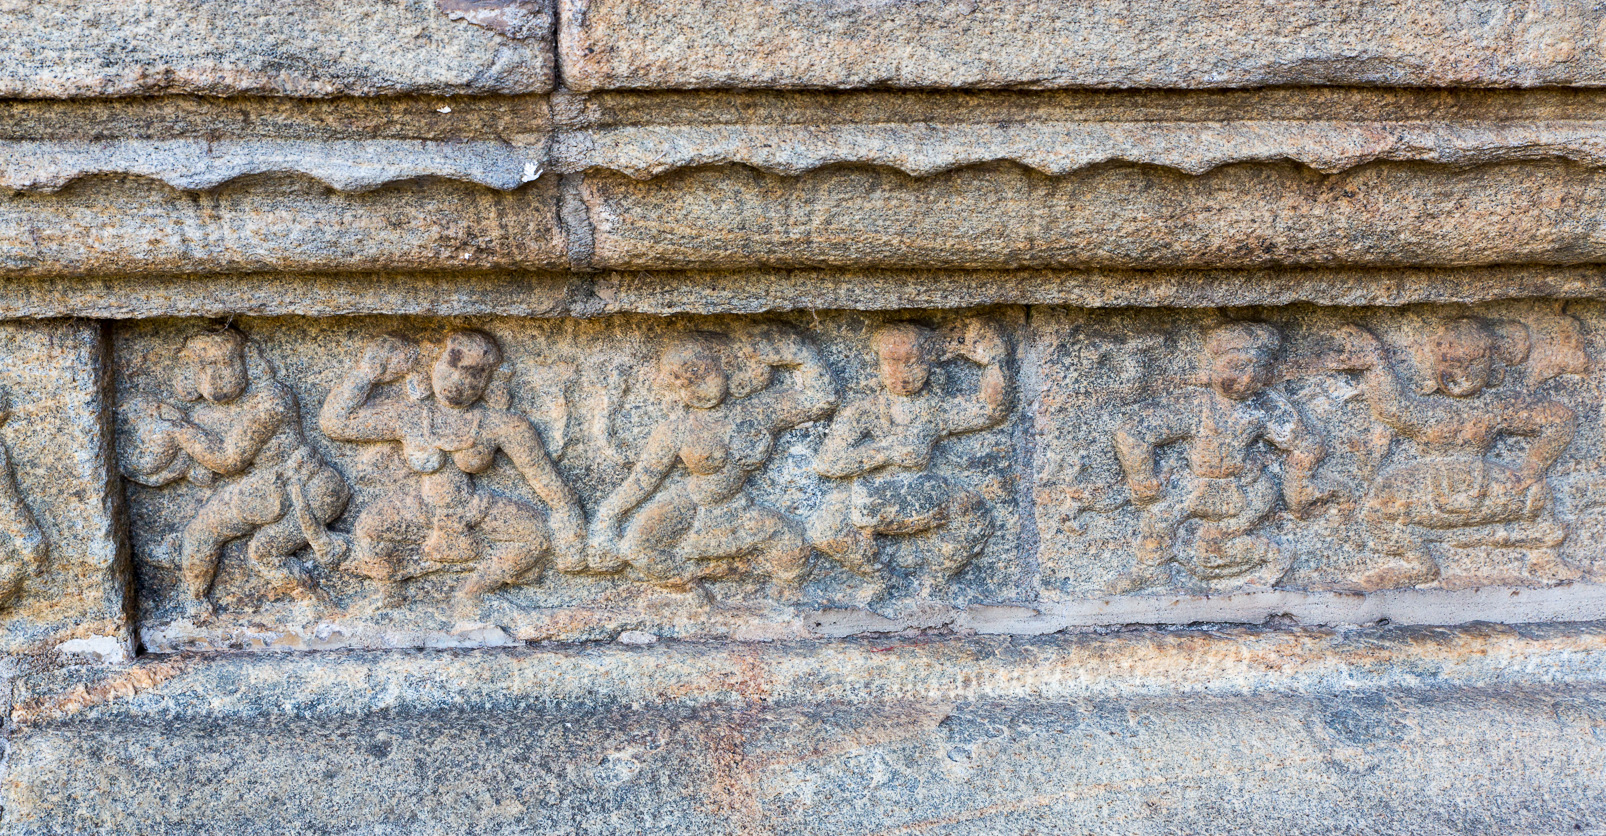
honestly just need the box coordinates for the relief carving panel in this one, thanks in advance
[1036,301,1606,600]
[117,300,1606,649]
[117,313,1025,649]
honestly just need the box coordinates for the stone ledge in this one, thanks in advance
[6,626,1606,833]
[0,0,553,98]
[559,0,1606,91]
[0,267,1593,320]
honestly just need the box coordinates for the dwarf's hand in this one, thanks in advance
[1329,324,1385,371]
[356,336,417,383]
[952,318,1009,365]
[1129,476,1164,504]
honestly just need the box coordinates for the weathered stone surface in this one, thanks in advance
[0,140,545,193]
[0,175,565,278]
[9,2,1606,829]
[0,322,127,660]
[0,0,553,98]
[0,95,551,193]
[0,95,553,142]
[0,267,1598,322]
[11,90,1606,277]
[8,626,1606,832]
[104,303,1606,652]
[559,0,1606,91]
[1034,301,1606,603]
[552,89,1606,178]
[581,161,1606,270]
[115,313,1025,650]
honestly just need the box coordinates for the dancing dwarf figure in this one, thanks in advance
[1329,319,1580,588]
[319,331,585,611]
[0,398,45,609]
[589,324,838,598]
[1112,323,1328,593]
[807,319,1011,591]
[119,330,349,621]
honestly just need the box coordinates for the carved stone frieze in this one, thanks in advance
[115,300,1606,649]
[117,313,1025,649]
[1036,301,1606,600]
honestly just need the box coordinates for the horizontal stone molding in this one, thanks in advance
[0,140,546,193]
[6,628,1606,832]
[0,175,566,278]
[583,161,1606,270]
[559,0,1606,91]
[15,625,1606,720]
[558,120,1606,179]
[9,91,1606,275]
[0,0,553,98]
[14,90,1606,194]
[0,268,1599,321]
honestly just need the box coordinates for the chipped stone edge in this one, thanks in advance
[8,122,1606,195]
[20,624,1606,728]
[129,583,1606,653]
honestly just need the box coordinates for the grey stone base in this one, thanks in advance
[8,624,1606,834]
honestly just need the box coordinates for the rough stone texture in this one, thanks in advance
[10,90,1606,276]
[102,303,1606,652]
[7,626,1606,832]
[8,2,1606,830]
[0,267,1597,321]
[551,89,1606,178]
[0,0,553,98]
[559,0,1606,91]
[582,161,1606,270]
[0,322,128,660]
[115,313,1024,650]
[0,175,565,278]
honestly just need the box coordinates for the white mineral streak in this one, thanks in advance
[53,636,132,664]
[969,583,1606,634]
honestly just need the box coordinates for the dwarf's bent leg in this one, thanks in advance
[807,488,880,578]
[180,480,261,605]
[1191,472,1280,579]
[741,504,811,592]
[348,483,428,608]
[245,512,325,603]
[457,497,551,602]
[287,463,350,568]
[931,486,992,578]
[0,555,25,608]
[620,489,700,590]
[1359,491,1440,589]
[1108,490,1190,593]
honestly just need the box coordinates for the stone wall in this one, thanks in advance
[2,1,1606,831]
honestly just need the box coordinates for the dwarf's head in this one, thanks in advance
[178,329,249,404]
[431,330,502,409]
[1202,323,1280,401]
[657,332,730,410]
[871,323,938,397]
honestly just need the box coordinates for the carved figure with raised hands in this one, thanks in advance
[120,329,349,621]
[590,324,838,598]
[808,319,1011,592]
[1111,323,1327,592]
[319,330,585,612]
[1331,318,1581,587]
